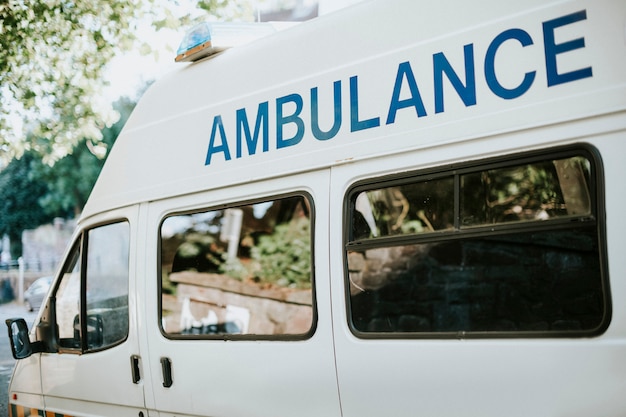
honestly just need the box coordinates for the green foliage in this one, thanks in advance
[217,216,312,288]
[0,0,146,162]
[481,161,565,222]
[250,216,311,289]
[0,152,54,253]
[0,97,135,255]
[22,97,132,216]
[0,0,254,164]
[161,270,177,295]
[32,97,136,217]
[219,256,252,281]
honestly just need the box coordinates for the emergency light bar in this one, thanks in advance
[175,22,284,62]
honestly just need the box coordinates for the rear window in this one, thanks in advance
[345,146,609,338]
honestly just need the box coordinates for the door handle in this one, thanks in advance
[160,357,173,388]
[131,355,141,384]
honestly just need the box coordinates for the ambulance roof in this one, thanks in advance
[81,0,626,221]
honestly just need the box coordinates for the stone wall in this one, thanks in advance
[163,271,313,336]
[0,219,74,301]
[21,218,74,274]
[348,228,604,335]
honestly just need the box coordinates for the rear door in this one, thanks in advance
[39,205,148,416]
[144,170,341,417]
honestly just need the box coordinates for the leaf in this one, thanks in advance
[0,0,244,164]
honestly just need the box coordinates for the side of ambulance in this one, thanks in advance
[6,0,626,416]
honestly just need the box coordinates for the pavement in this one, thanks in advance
[0,301,39,417]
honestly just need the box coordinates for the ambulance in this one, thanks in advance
[6,0,626,415]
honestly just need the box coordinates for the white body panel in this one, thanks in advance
[82,0,626,218]
[38,205,148,416]
[8,0,626,416]
[141,171,341,417]
[329,130,626,417]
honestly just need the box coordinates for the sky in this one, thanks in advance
[0,0,363,169]
[103,23,179,102]
[102,2,204,103]
[102,0,363,102]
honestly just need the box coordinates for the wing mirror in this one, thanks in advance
[5,318,43,359]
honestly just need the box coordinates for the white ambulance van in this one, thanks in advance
[6,0,626,415]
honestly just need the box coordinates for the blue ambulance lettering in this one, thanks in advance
[544,10,593,86]
[434,43,477,113]
[485,28,536,99]
[311,81,342,140]
[236,102,269,158]
[205,10,592,165]
[386,62,427,124]
[276,93,305,149]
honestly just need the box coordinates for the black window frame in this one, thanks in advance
[49,219,131,353]
[157,191,318,341]
[344,144,610,339]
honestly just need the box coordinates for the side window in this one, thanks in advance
[346,148,609,338]
[160,194,314,339]
[55,221,130,351]
[56,242,82,349]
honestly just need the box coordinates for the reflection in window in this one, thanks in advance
[56,242,82,349]
[346,151,607,337]
[86,222,130,348]
[461,157,591,226]
[353,178,454,239]
[160,195,314,338]
[54,221,130,351]
[351,157,593,240]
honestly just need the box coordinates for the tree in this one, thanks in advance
[0,1,145,162]
[33,96,137,217]
[0,151,54,256]
[0,96,135,257]
[0,0,255,164]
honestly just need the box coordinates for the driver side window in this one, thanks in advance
[55,221,130,352]
[56,242,82,349]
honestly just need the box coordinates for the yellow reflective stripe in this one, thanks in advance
[9,404,71,417]
[14,404,23,417]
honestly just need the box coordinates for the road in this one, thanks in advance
[0,301,39,417]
